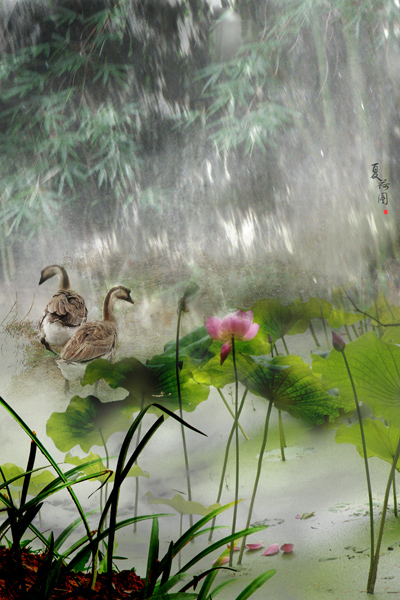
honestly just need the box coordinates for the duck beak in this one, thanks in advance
[127,295,134,304]
[39,274,45,285]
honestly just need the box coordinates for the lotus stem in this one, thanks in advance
[281,335,290,355]
[351,324,359,338]
[176,304,193,528]
[367,435,400,593]
[318,299,329,348]
[344,324,352,342]
[229,336,239,568]
[341,350,375,585]
[238,399,273,565]
[217,388,249,440]
[208,388,248,542]
[309,321,320,347]
[393,471,397,518]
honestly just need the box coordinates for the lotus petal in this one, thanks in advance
[262,544,280,556]
[280,543,294,553]
[246,542,264,551]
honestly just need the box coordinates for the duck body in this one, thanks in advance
[57,286,134,389]
[39,265,87,352]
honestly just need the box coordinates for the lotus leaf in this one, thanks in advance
[336,419,400,470]
[236,354,353,425]
[145,491,223,516]
[65,452,149,483]
[327,309,362,329]
[46,395,134,453]
[312,332,400,425]
[0,463,55,502]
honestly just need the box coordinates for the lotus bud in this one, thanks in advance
[332,331,346,352]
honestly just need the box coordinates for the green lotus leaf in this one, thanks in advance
[327,309,362,329]
[373,293,400,327]
[46,395,134,453]
[287,297,333,335]
[82,357,158,397]
[236,354,353,425]
[192,352,304,389]
[0,464,55,503]
[162,325,215,362]
[312,332,400,425]
[146,356,210,413]
[65,452,149,483]
[336,419,400,470]
[145,491,222,516]
[251,297,332,342]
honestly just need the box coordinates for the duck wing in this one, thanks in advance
[60,321,117,362]
[40,289,87,328]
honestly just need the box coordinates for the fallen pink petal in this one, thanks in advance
[280,543,294,554]
[262,544,280,556]
[245,542,264,551]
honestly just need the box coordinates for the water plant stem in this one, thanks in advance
[351,324,359,338]
[176,304,193,529]
[229,336,239,568]
[238,399,273,565]
[278,410,286,461]
[367,435,400,593]
[208,388,248,542]
[393,471,397,518]
[318,298,329,348]
[217,388,249,440]
[341,351,375,581]
[281,335,289,355]
[344,324,352,342]
[309,321,320,347]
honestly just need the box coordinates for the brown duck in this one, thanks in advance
[57,286,134,392]
[39,265,87,353]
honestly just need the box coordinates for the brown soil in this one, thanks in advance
[0,547,145,599]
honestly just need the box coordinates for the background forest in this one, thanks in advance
[0,0,399,300]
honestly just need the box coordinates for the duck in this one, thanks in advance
[57,286,134,392]
[39,264,88,353]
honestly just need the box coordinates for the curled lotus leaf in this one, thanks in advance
[145,491,224,516]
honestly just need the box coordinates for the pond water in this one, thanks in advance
[1,279,400,600]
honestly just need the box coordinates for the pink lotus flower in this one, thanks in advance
[262,544,280,556]
[280,543,294,554]
[245,542,264,551]
[205,310,260,365]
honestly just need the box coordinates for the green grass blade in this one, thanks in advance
[152,573,191,597]
[234,570,277,600]
[178,525,267,574]
[144,517,160,598]
[167,502,236,560]
[54,508,98,552]
[0,396,92,544]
